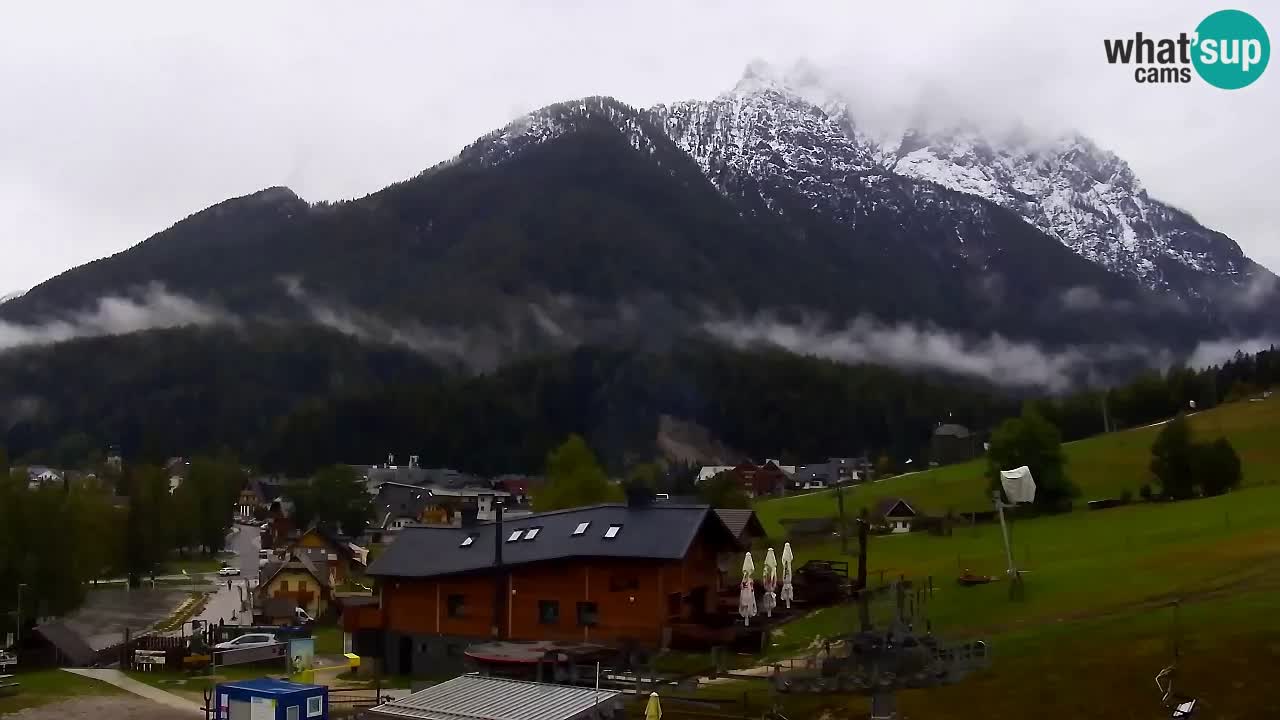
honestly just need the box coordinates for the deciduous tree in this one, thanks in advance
[1150,413,1196,500]
[534,435,622,511]
[987,407,1077,512]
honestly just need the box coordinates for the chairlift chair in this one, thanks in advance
[1155,601,1198,718]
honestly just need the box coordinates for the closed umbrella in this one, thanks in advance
[780,542,794,609]
[645,692,662,720]
[761,548,778,617]
[739,552,757,626]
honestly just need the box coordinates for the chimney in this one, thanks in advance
[624,482,654,507]
[492,503,506,639]
[459,506,479,527]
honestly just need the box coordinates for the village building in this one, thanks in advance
[931,423,977,465]
[256,548,334,622]
[345,503,763,676]
[874,497,918,534]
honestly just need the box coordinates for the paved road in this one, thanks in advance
[192,525,260,627]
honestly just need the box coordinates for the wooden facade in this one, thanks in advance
[351,504,759,675]
[374,535,722,647]
[730,462,790,498]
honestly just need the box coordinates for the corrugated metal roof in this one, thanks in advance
[367,504,727,579]
[370,674,621,720]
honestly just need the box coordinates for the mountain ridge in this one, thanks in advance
[1,62,1274,374]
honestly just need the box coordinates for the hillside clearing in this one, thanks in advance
[754,396,1280,536]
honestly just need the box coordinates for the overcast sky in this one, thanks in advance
[2,0,1276,296]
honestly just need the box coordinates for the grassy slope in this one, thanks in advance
[755,396,1280,536]
[770,483,1280,653]
[730,397,1280,719]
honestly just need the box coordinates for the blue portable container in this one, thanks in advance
[213,678,328,720]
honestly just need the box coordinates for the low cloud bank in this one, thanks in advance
[1187,335,1279,370]
[0,285,230,350]
[2,282,1274,389]
[703,315,1183,392]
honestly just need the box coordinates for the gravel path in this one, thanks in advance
[2,696,187,720]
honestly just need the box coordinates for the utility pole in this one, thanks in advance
[1100,391,1111,434]
[993,493,1024,600]
[835,480,848,556]
[15,583,26,649]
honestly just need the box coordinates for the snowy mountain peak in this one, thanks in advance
[434,96,669,173]
[728,59,846,114]
[883,121,1251,292]
[653,60,1270,307]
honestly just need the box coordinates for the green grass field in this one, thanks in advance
[754,396,1280,536]
[725,397,1280,719]
[769,482,1280,654]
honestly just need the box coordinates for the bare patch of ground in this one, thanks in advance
[2,696,182,720]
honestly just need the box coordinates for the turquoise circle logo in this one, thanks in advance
[1193,9,1270,89]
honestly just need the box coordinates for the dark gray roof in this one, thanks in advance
[876,497,917,518]
[934,423,972,438]
[713,508,766,541]
[370,674,621,720]
[259,549,330,591]
[33,620,97,666]
[368,504,727,579]
[792,465,828,481]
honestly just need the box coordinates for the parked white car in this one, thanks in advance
[217,566,241,577]
[214,633,277,650]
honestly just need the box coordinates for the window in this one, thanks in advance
[523,527,541,540]
[572,521,591,536]
[507,530,524,542]
[604,524,622,539]
[538,600,560,625]
[459,536,475,548]
[576,602,599,627]
[608,576,639,592]
[307,696,324,717]
[447,594,466,618]
[287,705,300,720]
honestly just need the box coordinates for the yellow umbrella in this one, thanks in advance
[645,692,662,720]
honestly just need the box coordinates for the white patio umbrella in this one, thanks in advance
[739,552,757,626]
[779,542,795,609]
[645,692,662,720]
[761,548,778,617]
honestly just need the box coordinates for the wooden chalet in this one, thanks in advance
[345,503,762,676]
